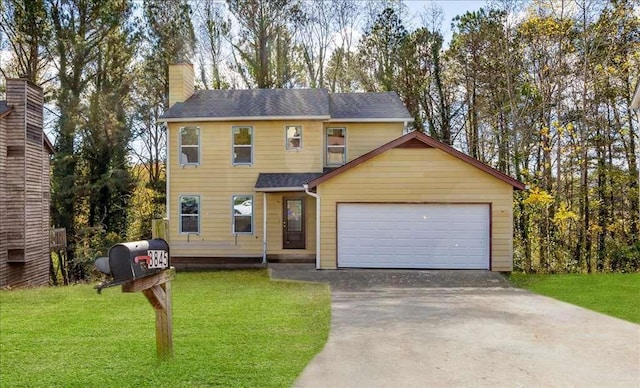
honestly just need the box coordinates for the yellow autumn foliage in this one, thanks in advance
[553,203,578,230]
[523,187,554,207]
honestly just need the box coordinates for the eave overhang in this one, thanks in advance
[0,106,13,119]
[325,117,414,123]
[159,115,331,123]
[44,134,55,154]
[255,187,305,192]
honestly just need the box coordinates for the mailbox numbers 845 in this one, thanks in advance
[147,250,168,269]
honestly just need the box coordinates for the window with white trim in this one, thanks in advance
[233,126,253,165]
[179,126,200,165]
[326,127,346,166]
[179,195,200,233]
[232,195,253,234]
[286,125,302,150]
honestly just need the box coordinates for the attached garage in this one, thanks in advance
[306,131,525,272]
[337,203,490,269]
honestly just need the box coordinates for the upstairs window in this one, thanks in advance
[286,125,302,150]
[179,195,200,234]
[233,126,253,165]
[326,127,346,166]
[180,126,200,165]
[233,195,253,234]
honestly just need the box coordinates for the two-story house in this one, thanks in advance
[160,63,524,271]
[0,79,54,287]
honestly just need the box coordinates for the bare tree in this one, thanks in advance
[227,0,300,88]
[194,0,230,89]
[295,0,336,88]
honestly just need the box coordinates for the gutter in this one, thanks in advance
[303,184,320,270]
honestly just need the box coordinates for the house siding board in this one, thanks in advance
[4,81,27,262]
[0,108,6,285]
[167,120,324,259]
[317,148,514,271]
[325,122,404,163]
[0,79,50,288]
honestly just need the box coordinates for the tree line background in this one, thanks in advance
[0,0,638,281]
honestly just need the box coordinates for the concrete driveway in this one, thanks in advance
[269,265,640,388]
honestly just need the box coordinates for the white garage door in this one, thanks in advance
[337,203,490,269]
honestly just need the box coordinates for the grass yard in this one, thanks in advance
[509,272,640,324]
[0,270,331,387]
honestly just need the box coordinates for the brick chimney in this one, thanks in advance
[168,63,194,108]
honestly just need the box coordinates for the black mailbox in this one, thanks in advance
[95,239,170,291]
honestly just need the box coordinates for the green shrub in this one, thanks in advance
[609,242,640,273]
[72,227,125,281]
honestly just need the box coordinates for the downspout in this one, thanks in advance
[303,184,320,269]
[262,192,267,264]
[166,127,171,234]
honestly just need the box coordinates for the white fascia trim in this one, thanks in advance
[159,115,331,123]
[254,187,305,192]
[325,117,415,123]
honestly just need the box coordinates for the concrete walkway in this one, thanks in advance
[269,265,640,388]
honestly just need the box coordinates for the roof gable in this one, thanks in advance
[44,134,55,154]
[307,131,525,190]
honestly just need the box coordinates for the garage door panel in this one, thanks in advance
[337,203,490,269]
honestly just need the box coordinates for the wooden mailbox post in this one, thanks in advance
[122,268,175,360]
[95,238,174,360]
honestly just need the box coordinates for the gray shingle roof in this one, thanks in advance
[0,100,10,116]
[255,173,324,190]
[162,89,330,119]
[328,92,412,120]
[160,89,413,121]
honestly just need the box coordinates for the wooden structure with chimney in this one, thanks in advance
[0,79,54,287]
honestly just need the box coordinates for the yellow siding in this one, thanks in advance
[167,116,516,270]
[324,122,404,162]
[317,147,515,271]
[265,193,316,256]
[168,121,322,258]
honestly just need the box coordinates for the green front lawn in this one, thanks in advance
[509,272,640,324]
[0,271,331,387]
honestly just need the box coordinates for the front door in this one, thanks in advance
[283,198,305,249]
